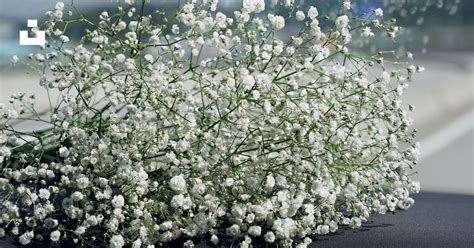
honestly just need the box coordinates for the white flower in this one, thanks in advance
[349,217,362,228]
[296,11,305,21]
[39,188,50,200]
[284,0,294,8]
[342,1,352,10]
[226,224,241,236]
[0,146,10,163]
[308,6,319,19]
[124,58,136,71]
[215,12,227,28]
[112,195,125,208]
[116,54,126,63]
[55,2,64,11]
[60,35,70,43]
[210,234,219,245]
[50,230,60,242]
[71,191,84,201]
[115,21,127,32]
[59,147,69,158]
[170,194,192,210]
[316,225,330,235]
[160,221,173,231]
[176,139,190,152]
[210,0,218,11]
[264,231,276,243]
[252,90,260,100]
[75,175,90,189]
[362,27,374,37]
[132,239,142,248]
[374,8,384,17]
[169,175,187,192]
[86,215,99,226]
[248,225,262,236]
[19,231,34,245]
[336,15,349,29]
[243,0,265,13]
[269,14,285,30]
[144,54,154,63]
[409,181,421,193]
[265,175,275,190]
[34,53,45,62]
[264,100,272,114]
[109,234,125,248]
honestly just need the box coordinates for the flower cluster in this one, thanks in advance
[1,1,424,247]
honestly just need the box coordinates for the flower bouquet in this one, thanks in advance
[1,0,458,247]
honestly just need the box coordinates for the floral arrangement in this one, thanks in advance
[3,0,457,247]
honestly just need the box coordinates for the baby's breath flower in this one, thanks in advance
[243,0,265,13]
[342,1,352,10]
[268,14,285,30]
[39,188,50,200]
[19,231,34,245]
[362,27,374,37]
[248,226,262,236]
[374,8,384,17]
[169,175,187,192]
[296,11,305,21]
[308,6,319,19]
[50,230,61,242]
[111,195,125,209]
[210,234,219,245]
[0,0,427,246]
[109,234,125,248]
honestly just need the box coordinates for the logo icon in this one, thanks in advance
[19,19,45,46]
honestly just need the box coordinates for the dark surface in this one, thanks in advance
[1,192,473,248]
[309,192,474,247]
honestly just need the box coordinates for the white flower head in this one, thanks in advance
[210,234,219,245]
[308,6,319,19]
[39,188,50,200]
[112,195,125,208]
[296,11,305,21]
[362,26,374,37]
[336,15,349,29]
[19,231,34,245]
[374,8,384,17]
[248,225,262,236]
[243,0,265,13]
[264,231,276,243]
[109,234,125,248]
[50,230,61,242]
[342,1,352,10]
[169,174,187,192]
[268,14,285,30]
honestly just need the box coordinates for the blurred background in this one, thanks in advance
[1,0,472,194]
